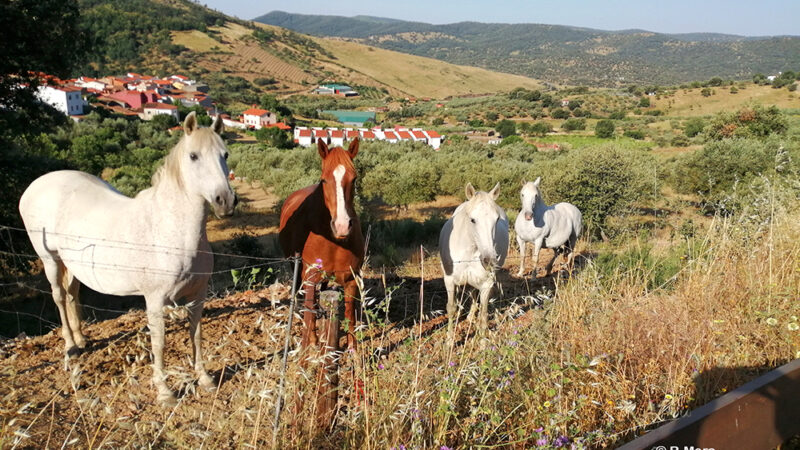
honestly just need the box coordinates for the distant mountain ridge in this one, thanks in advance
[255,10,800,86]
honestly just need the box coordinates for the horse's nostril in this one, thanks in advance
[233,195,239,207]
[215,195,223,205]
[348,218,353,228]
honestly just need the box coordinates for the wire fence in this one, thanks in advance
[0,221,556,340]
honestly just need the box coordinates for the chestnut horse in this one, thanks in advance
[279,138,364,351]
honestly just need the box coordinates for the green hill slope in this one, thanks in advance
[256,10,800,87]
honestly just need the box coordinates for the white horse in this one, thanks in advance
[18,112,236,406]
[515,177,582,278]
[439,183,509,345]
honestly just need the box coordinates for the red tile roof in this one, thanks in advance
[269,122,291,130]
[396,131,412,140]
[411,130,427,139]
[330,130,344,138]
[347,130,359,138]
[298,129,312,137]
[242,108,270,116]
[383,131,398,140]
[143,102,177,110]
[426,130,441,138]
[314,129,328,138]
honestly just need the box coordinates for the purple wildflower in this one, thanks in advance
[536,438,548,446]
[449,361,457,367]
[554,435,570,447]
[378,363,385,370]
[534,427,544,433]
[440,446,452,450]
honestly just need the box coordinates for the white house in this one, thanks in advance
[75,77,107,92]
[424,130,443,149]
[141,102,179,121]
[241,108,276,129]
[37,85,85,116]
[329,129,345,147]
[296,128,313,147]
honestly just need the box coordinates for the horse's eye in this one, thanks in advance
[223,152,229,160]
[189,153,198,161]
[470,218,476,224]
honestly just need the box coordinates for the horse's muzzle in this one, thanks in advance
[214,193,237,217]
[524,212,533,221]
[331,217,353,239]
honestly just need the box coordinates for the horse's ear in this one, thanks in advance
[347,137,359,159]
[465,183,475,200]
[212,114,224,135]
[490,182,501,200]
[317,139,329,159]
[520,179,526,187]
[533,177,541,187]
[183,111,197,136]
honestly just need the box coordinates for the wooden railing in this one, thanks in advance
[619,358,800,450]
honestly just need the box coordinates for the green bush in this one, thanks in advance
[623,130,645,140]
[538,145,656,234]
[705,105,788,141]
[668,138,795,205]
[595,120,616,138]
[562,118,587,131]
[684,118,705,137]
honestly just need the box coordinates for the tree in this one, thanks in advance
[550,108,570,119]
[495,119,516,137]
[705,105,787,140]
[562,118,586,131]
[684,118,705,137]
[638,97,651,108]
[0,0,88,139]
[595,120,615,138]
[529,122,552,137]
[255,126,293,149]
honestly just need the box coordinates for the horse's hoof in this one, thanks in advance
[66,346,83,359]
[158,392,178,407]
[198,374,216,392]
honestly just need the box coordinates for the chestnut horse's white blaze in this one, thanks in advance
[515,177,582,277]
[439,182,509,346]
[332,164,350,237]
[18,112,235,406]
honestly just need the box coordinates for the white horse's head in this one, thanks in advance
[464,182,503,267]
[519,177,542,221]
[170,112,237,216]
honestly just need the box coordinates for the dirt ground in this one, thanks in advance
[0,179,574,447]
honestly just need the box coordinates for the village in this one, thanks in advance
[35,74,445,149]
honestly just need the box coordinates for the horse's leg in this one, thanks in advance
[516,235,526,277]
[532,238,544,277]
[145,297,175,406]
[187,297,214,391]
[343,279,359,351]
[64,271,86,350]
[565,233,578,272]
[444,275,457,347]
[44,260,79,365]
[477,279,493,341]
[545,247,560,275]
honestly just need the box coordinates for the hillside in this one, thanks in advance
[255,10,800,87]
[74,0,543,99]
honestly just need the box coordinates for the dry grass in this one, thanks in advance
[655,83,800,117]
[314,38,544,99]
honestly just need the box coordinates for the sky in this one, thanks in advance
[200,0,799,37]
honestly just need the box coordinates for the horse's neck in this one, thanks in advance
[533,196,549,215]
[140,179,208,248]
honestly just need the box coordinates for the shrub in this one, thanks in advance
[670,135,690,147]
[705,105,788,141]
[562,118,587,131]
[495,119,517,137]
[623,130,645,140]
[684,118,705,137]
[528,121,552,136]
[550,108,570,119]
[540,144,656,234]
[595,120,615,138]
[668,138,795,206]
